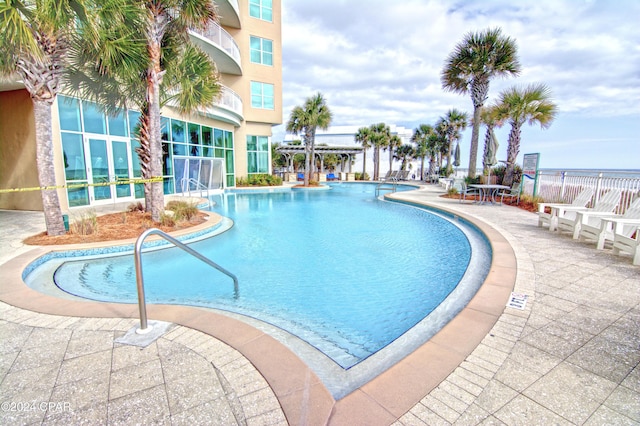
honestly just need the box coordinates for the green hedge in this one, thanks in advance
[236,174,283,187]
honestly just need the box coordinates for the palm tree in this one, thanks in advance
[271,142,287,170]
[441,27,520,178]
[66,0,220,221]
[437,109,468,175]
[354,126,372,179]
[411,124,434,180]
[0,0,90,235]
[429,132,446,176]
[386,134,402,173]
[369,123,390,180]
[286,93,332,186]
[394,144,416,171]
[492,83,557,186]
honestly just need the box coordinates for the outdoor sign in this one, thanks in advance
[507,293,529,310]
[522,153,541,196]
[522,153,540,179]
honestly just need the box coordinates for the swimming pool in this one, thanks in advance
[32,183,490,380]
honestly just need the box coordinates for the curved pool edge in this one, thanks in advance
[0,189,517,425]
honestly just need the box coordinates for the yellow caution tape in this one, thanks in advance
[0,177,163,194]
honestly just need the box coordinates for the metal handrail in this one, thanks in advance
[180,177,211,199]
[375,177,398,197]
[134,228,239,333]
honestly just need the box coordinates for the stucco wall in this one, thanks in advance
[0,89,43,211]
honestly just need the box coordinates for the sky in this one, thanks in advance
[272,0,640,171]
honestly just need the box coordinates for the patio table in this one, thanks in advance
[469,184,511,205]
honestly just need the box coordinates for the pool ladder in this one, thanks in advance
[375,177,398,197]
[134,228,239,334]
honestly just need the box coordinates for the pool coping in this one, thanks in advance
[0,189,516,425]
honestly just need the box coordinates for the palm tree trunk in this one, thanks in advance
[310,130,316,184]
[147,36,165,221]
[468,106,482,178]
[33,99,66,236]
[362,150,366,178]
[303,143,310,186]
[373,147,378,180]
[469,79,488,179]
[503,123,522,187]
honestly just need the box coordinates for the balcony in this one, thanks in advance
[189,22,242,75]
[165,84,242,126]
[208,86,243,126]
[216,0,240,29]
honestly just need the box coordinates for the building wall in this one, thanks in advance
[0,90,43,210]
[225,0,282,127]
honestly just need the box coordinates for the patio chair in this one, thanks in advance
[612,223,640,265]
[498,182,522,204]
[380,170,399,182]
[556,189,622,238]
[397,170,410,181]
[326,173,338,181]
[459,182,481,203]
[297,173,304,181]
[577,198,640,249]
[537,188,594,230]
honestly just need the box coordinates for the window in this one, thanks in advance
[58,96,81,132]
[82,101,106,134]
[249,0,272,22]
[250,36,273,65]
[171,119,186,142]
[250,82,274,110]
[107,110,128,137]
[128,111,141,138]
[247,135,269,174]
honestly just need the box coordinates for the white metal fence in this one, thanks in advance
[522,171,640,214]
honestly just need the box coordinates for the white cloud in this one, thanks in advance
[276,0,640,169]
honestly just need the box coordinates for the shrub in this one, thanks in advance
[70,211,98,235]
[236,174,283,187]
[159,211,176,227]
[165,200,198,221]
[127,201,144,212]
[491,164,522,185]
[355,172,370,181]
[447,187,459,196]
[464,176,481,185]
[518,193,544,211]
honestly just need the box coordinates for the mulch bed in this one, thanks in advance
[441,194,537,212]
[24,211,207,246]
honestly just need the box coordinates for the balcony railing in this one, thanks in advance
[216,86,243,118]
[190,22,241,71]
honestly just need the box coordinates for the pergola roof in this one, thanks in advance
[276,145,363,155]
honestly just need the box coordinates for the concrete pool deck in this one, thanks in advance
[1,184,638,425]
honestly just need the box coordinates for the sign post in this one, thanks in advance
[522,153,540,197]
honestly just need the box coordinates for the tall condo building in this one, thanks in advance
[0,0,282,211]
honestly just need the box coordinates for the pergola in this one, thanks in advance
[276,145,363,173]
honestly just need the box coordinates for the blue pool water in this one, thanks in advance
[50,183,488,368]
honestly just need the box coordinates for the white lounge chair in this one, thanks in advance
[577,198,640,249]
[556,189,622,238]
[612,223,640,265]
[537,188,594,230]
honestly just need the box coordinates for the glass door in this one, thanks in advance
[86,137,134,204]
[88,138,112,202]
[111,140,132,198]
